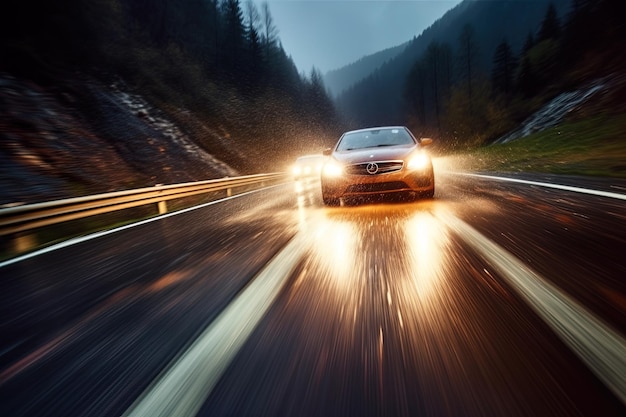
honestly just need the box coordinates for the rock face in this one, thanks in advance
[493,79,609,144]
[0,73,239,205]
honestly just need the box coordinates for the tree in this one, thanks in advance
[305,68,337,128]
[404,59,427,126]
[457,24,480,111]
[220,0,246,80]
[243,0,264,88]
[260,1,279,58]
[425,41,452,130]
[516,55,538,97]
[403,41,452,132]
[491,39,517,98]
[537,3,561,42]
[204,0,221,69]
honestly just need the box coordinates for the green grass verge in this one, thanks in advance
[442,114,626,178]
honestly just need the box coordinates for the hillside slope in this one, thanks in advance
[0,73,239,205]
[336,0,570,127]
[323,42,408,97]
[0,0,342,205]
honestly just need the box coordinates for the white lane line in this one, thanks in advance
[453,173,626,201]
[438,211,626,405]
[0,184,286,269]
[122,232,309,417]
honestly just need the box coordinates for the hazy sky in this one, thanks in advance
[261,0,463,74]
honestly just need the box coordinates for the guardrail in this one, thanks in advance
[0,172,288,257]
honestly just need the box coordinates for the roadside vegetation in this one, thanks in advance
[341,0,625,164]
[443,114,626,178]
[0,0,342,176]
[420,0,626,179]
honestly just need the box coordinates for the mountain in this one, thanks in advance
[323,42,408,97]
[0,74,240,205]
[0,0,343,204]
[336,0,572,128]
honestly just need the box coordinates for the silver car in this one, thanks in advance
[320,126,434,205]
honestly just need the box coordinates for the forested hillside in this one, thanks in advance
[0,0,342,202]
[323,42,408,97]
[336,0,581,142]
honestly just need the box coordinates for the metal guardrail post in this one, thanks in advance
[155,184,167,214]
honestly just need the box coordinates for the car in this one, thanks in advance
[292,154,326,179]
[320,126,434,205]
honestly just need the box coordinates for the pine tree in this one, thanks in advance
[405,60,427,126]
[491,39,517,98]
[516,56,538,97]
[457,24,480,111]
[537,3,561,42]
[260,2,279,60]
[220,0,246,80]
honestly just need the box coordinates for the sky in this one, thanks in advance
[260,0,464,74]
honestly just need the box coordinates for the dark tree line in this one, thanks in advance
[0,0,342,171]
[491,40,517,99]
[401,0,625,148]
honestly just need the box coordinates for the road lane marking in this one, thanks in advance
[0,184,287,269]
[122,232,309,417]
[438,211,626,405]
[454,173,626,201]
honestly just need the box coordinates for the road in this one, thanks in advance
[1,168,625,416]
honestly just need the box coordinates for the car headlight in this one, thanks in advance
[322,161,343,177]
[407,153,430,170]
[292,165,302,176]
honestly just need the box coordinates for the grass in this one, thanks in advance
[441,114,626,178]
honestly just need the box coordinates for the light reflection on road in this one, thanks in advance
[311,219,356,287]
[406,213,449,305]
[282,178,625,416]
[295,178,449,302]
[3,175,625,417]
[296,177,450,305]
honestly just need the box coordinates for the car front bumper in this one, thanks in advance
[321,167,434,200]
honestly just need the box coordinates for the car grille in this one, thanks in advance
[345,161,404,175]
[346,181,409,194]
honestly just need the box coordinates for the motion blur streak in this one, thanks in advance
[122,233,310,417]
[311,220,356,286]
[0,185,283,269]
[458,173,626,201]
[439,211,626,404]
[406,213,448,303]
[3,175,624,416]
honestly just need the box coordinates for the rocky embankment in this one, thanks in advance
[494,79,610,144]
[0,73,239,206]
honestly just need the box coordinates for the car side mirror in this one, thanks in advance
[420,138,433,146]
[322,148,333,156]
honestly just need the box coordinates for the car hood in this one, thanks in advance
[332,144,416,164]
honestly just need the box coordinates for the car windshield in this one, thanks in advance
[336,128,415,151]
